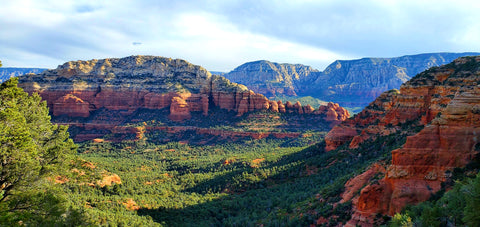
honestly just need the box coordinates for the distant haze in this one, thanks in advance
[0,67,47,82]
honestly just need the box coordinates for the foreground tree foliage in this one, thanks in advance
[0,77,82,225]
[392,165,480,226]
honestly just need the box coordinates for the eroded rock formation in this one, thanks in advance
[325,56,480,226]
[18,55,349,141]
[315,102,350,126]
[20,56,233,119]
[53,94,90,118]
[20,56,349,122]
[169,96,191,121]
[325,58,477,152]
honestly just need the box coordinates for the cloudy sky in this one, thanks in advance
[1,0,480,71]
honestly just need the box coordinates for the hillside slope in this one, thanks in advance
[323,56,480,226]
[310,52,480,106]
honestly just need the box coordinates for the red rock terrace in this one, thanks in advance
[18,55,349,142]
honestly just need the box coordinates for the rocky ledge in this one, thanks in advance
[18,55,349,140]
[323,56,480,226]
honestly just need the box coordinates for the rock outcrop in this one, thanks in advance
[18,56,268,120]
[325,58,474,152]
[18,55,349,141]
[326,56,480,226]
[169,96,191,121]
[53,94,90,118]
[20,56,348,121]
[314,102,350,125]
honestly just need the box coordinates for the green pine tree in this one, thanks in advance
[0,76,82,225]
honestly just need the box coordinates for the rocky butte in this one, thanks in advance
[323,56,480,226]
[18,55,349,141]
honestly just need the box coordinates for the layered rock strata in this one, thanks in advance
[324,56,480,226]
[347,86,480,226]
[325,57,480,152]
[18,56,349,140]
[19,56,348,120]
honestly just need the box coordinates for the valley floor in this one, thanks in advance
[61,131,406,226]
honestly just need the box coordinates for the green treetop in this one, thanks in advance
[0,77,79,224]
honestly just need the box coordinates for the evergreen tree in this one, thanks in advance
[0,77,80,225]
[462,173,480,226]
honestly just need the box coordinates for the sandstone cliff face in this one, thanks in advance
[325,59,472,152]
[19,56,349,121]
[53,94,90,117]
[169,96,191,121]
[327,56,480,226]
[19,56,257,120]
[18,55,349,141]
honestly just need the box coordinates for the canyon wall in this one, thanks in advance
[325,56,480,226]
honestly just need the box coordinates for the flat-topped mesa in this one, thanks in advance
[18,55,349,123]
[19,56,214,118]
[330,56,480,226]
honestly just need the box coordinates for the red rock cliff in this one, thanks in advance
[328,56,480,226]
[18,56,350,142]
[325,58,473,151]
[19,56,349,122]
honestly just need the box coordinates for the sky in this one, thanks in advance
[1,0,480,72]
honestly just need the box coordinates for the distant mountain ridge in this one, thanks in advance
[0,67,47,82]
[223,60,319,97]
[222,52,480,107]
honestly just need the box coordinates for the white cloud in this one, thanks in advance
[124,12,345,71]
[1,0,480,70]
